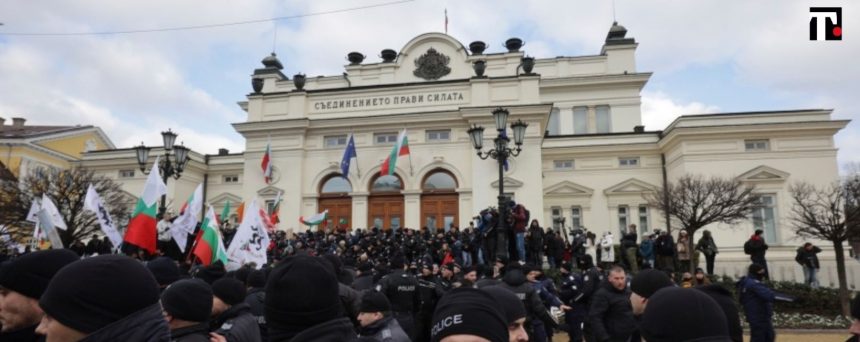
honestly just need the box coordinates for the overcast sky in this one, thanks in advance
[0,0,856,169]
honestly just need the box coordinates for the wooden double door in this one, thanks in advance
[421,193,459,232]
[318,197,352,230]
[368,195,404,230]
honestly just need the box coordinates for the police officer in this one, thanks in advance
[415,263,441,342]
[494,262,558,339]
[577,254,603,342]
[377,254,421,340]
[559,262,588,342]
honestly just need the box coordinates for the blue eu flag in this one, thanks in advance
[340,134,357,178]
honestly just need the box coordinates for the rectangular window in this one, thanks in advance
[595,105,611,133]
[752,195,778,243]
[551,207,562,230]
[570,206,582,229]
[618,206,629,235]
[324,135,348,148]
[553,160,574,170]
[619,157,640,167]
[573,106,588,134]
[426,129,451,141]
[223,175,239,183]
[547,107,560,136]
[638,205,649,234]
[374,132,398,144]
[118,169,135,178]
[745,139,770,152]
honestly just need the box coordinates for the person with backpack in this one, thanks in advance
[696,229,719,275]
[744,229,769,280]
[795,242,822,288]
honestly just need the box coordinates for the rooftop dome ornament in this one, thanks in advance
[605,21,636,45]
[347,52,365,65]
[261,52,284,70]
[469,41,487,55]
[380,49,397,63]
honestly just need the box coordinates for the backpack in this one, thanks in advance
[743,240,753,255]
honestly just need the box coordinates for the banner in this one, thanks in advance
[172,184,204,252]
[226,200,270,271]
[84,184,122,249]
[36,208,64,249]
[40,194,67,230]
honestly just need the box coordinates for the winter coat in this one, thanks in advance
[357,316,411,342]
[696,284,743,342]
[744,235,768,260]
[599,234,615,263]
[638,239,654,260]
[272,317,358,342]
[655,234,675,257]
[527,225,545,252]
[170,322,210,342]
[676,236,691,261]
[795,246,822,269]
[340,283,362,322]
[737,275,775,325]
[244,288,267,341]
[495,269,557,329]
[353,273,375,292]
[587,282,636,342]
[211,303,262,342]
[80,303,170,342]
[696,235,719,256]
[620,232,637,250]
[0,324,39,342]
[511,205,528,233]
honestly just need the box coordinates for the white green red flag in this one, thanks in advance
[261,139,273,184]
[172,184,203,252]
[380,129,410,175]
[123,155,167,254]
[193,205,228,266]
[299,209,328,226]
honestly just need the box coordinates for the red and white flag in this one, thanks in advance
[261,139,273,184]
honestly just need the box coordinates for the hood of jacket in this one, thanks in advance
[502,269,527,287]
[80,303,170,342]
[212,302,252,330]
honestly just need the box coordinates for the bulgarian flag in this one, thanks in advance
[261,139,273,184]
[123,155,167,254]
[380,129,410,175]
[299,209,328,226]
[193,205,228,266]
[219,200,231,224]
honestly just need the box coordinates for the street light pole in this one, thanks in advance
[468,108,529,260]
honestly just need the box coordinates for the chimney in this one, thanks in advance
[218,148,229,156]
[0,117,5,126]
[633,125,645,133]
[11,117,25,127]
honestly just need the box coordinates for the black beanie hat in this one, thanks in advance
[630,269,674,299]
[161,279,213,322]
[265,255,342,339]
[212,277,246,306]
[195,260,226,284]
[233,266,252,285]
[146,256,180,287]
[247,270,266,288]
[358,262,374,273]
[0,249,78,299]
[481,286,526,324]
[640,287,731,342]
[40,255,160,334]
[359,291,391,313]
[390,254,405,269]
[431,288,508,342]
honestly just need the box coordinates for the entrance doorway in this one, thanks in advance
[318,175,352,230]
[367,174,404,230]
[420,170,459,232]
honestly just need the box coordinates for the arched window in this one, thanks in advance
[320,175,351,194]
[370,174,403,192]
[422,170,457,191]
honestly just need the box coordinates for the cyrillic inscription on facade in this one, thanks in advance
[312,91,466,112]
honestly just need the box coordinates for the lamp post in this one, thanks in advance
[467,108,528,259]
[133,129,190,217]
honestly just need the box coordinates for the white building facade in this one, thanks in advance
[81,25,853,285]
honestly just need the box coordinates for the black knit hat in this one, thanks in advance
[0,249,78,299]
[247,270,266,288]
[212,277,246,306]
[40,255,160,334]
[359,291,391,313]
[194,260,226,284]
[265,255,342,339]
[640,287,731,342]
[358,262,373,273]
[431,288,508,342]
[146,256,180,287]
[630,269,674,299]
[161,279,213,322]
[481,286,526,324]
[390,254,405,269]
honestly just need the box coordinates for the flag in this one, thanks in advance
[270,191,282,225]
[172,184,203,252]
[299,210,329,226]
[84,184,122,249]
[220,200,231,224]
[340,134,357,178]
[261,139,273,184]
[124,155,167,254]
[40,194,67,230]
[25,200,40,223]
[193,205,228,266]
[380,130,410,176]
[236,201,245,223]
[226,200,270,270]
[36,208,64,249]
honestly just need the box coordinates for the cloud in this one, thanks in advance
[641,91,720,130]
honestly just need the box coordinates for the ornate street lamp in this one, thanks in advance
[134,129,191,217]
[467,107,529,259]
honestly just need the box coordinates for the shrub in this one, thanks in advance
[712,275,843,317]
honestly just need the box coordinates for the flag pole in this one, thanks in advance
[352,131,362,178]
[405,128,414,176]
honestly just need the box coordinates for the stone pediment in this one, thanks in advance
[604,178,658,195]
[257,185,285,197]
[544,181,594,197]
[490,176,524,189]
[209,192,242,206]
[738,165,790,182]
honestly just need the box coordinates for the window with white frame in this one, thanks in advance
[426,129,451,141]
[573,106,588,134]
[638,205,649,234]
[374,132,398,144]
[595,105,611,133]
[752,194,777,243]
[119,169,135,178]
[570,206,582,229]
[223,175,239,183]
[547,107,560,136]
[618,206,629,234]
[553,160,574,170]
[324,135,348,148]
[745,139,770,152]
[619,157,640,167]
[551,207,562,230]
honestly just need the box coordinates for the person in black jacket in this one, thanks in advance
[244,270,267,341]
[620,225,639,274]
[526,220,545,266]
[162,279,213,342]
[695,284,743,342]
[795,242,822,288]
[654,230,675,271]
[209,278,262,342]
[559,262,588,342]
[353,262,376,291]
[744,229,769,280]
[587,266,636,342]
[377,255,421,340]
[493,263,558,340]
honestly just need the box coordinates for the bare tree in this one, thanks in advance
[646,174,759,273]
[788,178,860,317]
[0,167,131,247]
